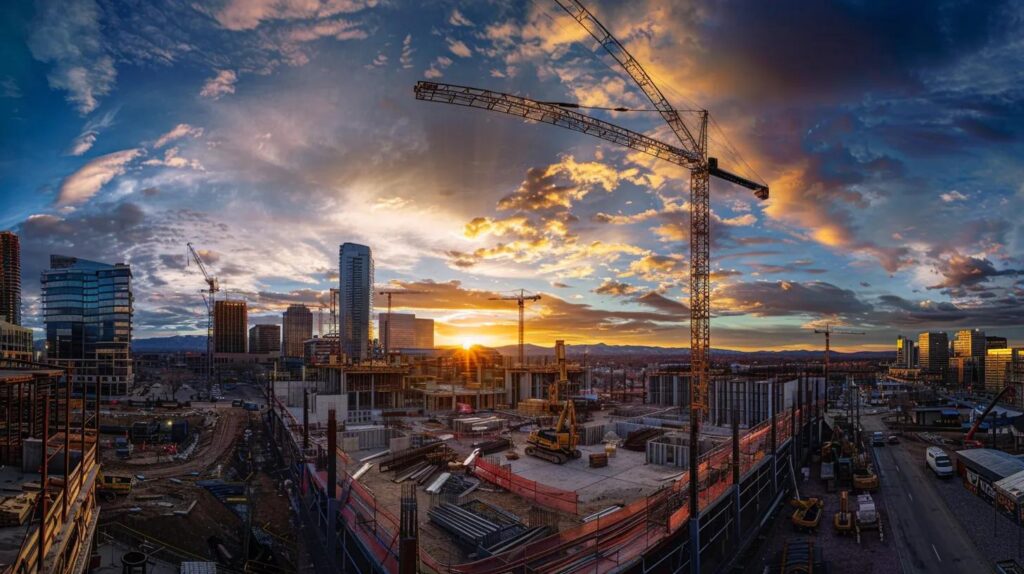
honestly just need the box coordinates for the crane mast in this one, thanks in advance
[488,289,542,366]
[187,242,219,388]
[413,0,769,527]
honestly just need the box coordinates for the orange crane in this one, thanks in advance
[414,0,768,521]
[488,290,542,366]
[378,289,426,362]
[186,242,218,386]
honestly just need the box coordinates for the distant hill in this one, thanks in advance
[133,335,207,352]
[493,343,892,361]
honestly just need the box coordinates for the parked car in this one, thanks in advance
[871,431,885,446]
[887,435,899,444]
[926,447,954,477]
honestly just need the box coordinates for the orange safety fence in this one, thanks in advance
[473,457,579,515]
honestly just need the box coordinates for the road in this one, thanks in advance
[862,412,990,573]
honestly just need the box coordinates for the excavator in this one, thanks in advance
[964,385,1015,448]
[525,340,582,464]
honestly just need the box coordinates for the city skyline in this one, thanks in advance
[2,1,1023,350]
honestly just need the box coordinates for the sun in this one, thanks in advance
[461,339,473,350]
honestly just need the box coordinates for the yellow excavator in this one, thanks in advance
[525,340,582,464]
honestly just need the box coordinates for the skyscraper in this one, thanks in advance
[249,324,281,354]
[214,300,248,353]
[282,304,313,358]
[414,318,434,348]
[987,336,1008,350]
[954,329,986,358]
[339,243,373,362]
[985,348,1023,393]
[0,232,21,325]
[42,255,133,395]
[919,332,949,381]
[895,335,917,368]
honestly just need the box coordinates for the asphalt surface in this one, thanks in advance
[862,413,990,574]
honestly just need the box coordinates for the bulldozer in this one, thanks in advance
[525,340,582,465]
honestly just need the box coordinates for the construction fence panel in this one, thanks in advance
[473,457,578,515]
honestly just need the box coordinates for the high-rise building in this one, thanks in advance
[0,231,21,325]
[987,336,1008,350]
[249,324,281,354]
[378,313,417,349]
[414,318,434,348]
[985,348,1023,393]
[918,332,949,381]
[282,304,313,358]
[339,243,373,362]
[214,300,247,353]
[896,335,918,368]
[42,255,133,395]
[954,329,986,358]
[952,329,986,387]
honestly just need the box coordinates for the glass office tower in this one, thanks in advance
[43,255,133,395]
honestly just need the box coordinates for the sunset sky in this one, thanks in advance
[2,0,1022,351]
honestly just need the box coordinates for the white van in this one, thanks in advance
[926,447,954,477]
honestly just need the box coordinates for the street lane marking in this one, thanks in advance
[932,544,942,562]
[895,463,900,473]
[908,492,914,502]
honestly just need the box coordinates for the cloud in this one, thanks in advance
[424,56,452,79]
[141,147,204,170]
[714,280,872,318]
[749,260,828,275]
[213,0,377,31]
[284,18,367,43]
[1,77,21,98]
[27,0,116,115]
[199,70,237,99]
[594,279,639,297]
[634,291,688,316]
[400,34,414,68]
[940,190,968,202]
[447,38,472,58]
[449,9,473,27]
[927,253,1020,291]
[154,123,204,148]
[618,254,686,284]
[58,148,143,205]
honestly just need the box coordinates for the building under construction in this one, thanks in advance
[263,358,825,574]
[0,365,100,574]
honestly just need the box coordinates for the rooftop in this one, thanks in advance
[958,448,1024,481]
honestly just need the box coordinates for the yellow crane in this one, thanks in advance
[526,340,580,464]
[487,289,541,366]
[414,0,769,517]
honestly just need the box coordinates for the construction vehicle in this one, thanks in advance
[964,385,1015,448]
[833,490,853,535]
[98,472,136,498]
[852,452,879,492]
[525,340,581,464]
[771,539,821,574]
[854,493,884,543]
[790,497,823,532]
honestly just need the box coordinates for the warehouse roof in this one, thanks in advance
[958,449,1024,482]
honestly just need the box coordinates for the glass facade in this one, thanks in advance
[339,243,373,362]
[42,255,133,395]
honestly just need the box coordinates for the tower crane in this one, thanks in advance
[377,289,427,363]
[187,243,219,387]
[487,289,542,366]
[813,324,865,386]
[414,0,769,522]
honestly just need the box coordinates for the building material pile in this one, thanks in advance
[472,438,511,455]
[453,416,506,434]
[517,399,550,416]
[428,499,544,557]
[0,494,35,526]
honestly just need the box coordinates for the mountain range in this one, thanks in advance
[131,335,891,360]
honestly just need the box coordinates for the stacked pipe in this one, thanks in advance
[479,526,550,557]
[471,438,511,455]
[380,442,450,473]
[428,503,505,546]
